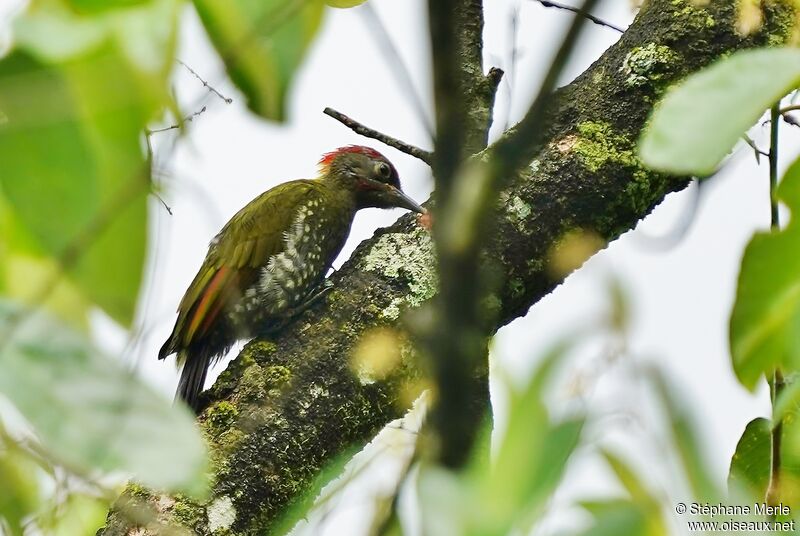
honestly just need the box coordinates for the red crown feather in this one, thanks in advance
[319,145,387,167]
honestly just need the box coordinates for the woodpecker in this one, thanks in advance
[159,145,425,411]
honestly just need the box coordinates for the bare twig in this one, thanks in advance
[177,59,233,104]
[742,134,769,162]
[533,0,624,33]
[147,106,208,134]
[152,191,173,215]
[323,107,434,165]
[782,113,800,128]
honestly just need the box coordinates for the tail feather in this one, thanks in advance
[175,351,210,413]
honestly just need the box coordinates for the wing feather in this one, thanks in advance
[161,180,323,357]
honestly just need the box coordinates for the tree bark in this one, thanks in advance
[99,0,796,534]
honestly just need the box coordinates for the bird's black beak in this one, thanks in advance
[387,186,425,213]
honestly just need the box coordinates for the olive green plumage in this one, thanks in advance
[160,146,424,411]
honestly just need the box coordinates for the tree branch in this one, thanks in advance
[99,0,797,533]
[322,107,433,165]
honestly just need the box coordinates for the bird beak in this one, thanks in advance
[387,186,426,214]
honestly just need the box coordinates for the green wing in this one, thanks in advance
[160,179,322,357]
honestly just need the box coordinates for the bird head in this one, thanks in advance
[319,145,425,213]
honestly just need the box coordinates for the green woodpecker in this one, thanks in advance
[159,146,424,411]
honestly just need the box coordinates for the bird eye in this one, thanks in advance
[377,162,391,180]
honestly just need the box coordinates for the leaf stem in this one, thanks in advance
[770,105,780,230]
[766,104,784,508]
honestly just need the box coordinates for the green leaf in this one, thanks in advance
[41,494,109,536]
[639,48,800,176]
[0,0,179,326]
[0,443,42,536]
[649,368,720,502]
[577,500,652,536]
[478,340,584,533]
[0,301,208,496]
[66,0,152,15]
[730,156,800,388]
[0,195,92,329]
[193,0,324,121]
[15,0,179,74]
[325,0,367,7]
[728,417,771,499]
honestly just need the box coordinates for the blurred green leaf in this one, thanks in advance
[0,301,208,496]
[0,195,92,328]
[601,450,654,506]
[41,494,109,536]
[418,339,585,536]
[418,465,475,536]
[325,0,367,7]
[649,368,720,502]
[600,451,666,536]
[193,0,324,121]
[0,50,148,327]
[639,48,800,175]
[15,0,179,75]
[482,341,584,535]
[0,0,179,327]
[0,442,42,536]
[67,0,152,15]
[730,156,800,388]
[578,500,651,536]
[728,417,771,499]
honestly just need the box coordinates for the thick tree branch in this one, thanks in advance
[99,0,796,534]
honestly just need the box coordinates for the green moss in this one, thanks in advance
[670,0,715,29]
[126,482,151,500]
[264,365,291,387]
[570,121,660,218]
[236,364,266,401]
[170,500,204,528]
[244,340,277,360]
[206,401,239,436]
[216,428,246,454]
[573,121,641,172]
[361,226,438,320]
[621,43,680,89]
[213,349,257,394]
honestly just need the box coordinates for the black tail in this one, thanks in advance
[176,351,209,414]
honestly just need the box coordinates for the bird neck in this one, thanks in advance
[315,173,359,216]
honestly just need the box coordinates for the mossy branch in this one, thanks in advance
[99,0,797,534]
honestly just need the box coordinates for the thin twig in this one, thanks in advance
[323,107,434,165]
[782,113,800,128]
[144,128,174,215]
[533,0,625,33]
[152,191,173,215]
[147,106,207,134]
[502,5,522,131]
[176,59,233,104]
[742,134,769,162]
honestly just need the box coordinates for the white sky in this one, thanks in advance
[5,0,789,533]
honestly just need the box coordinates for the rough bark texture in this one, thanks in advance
[99,0,796,534]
